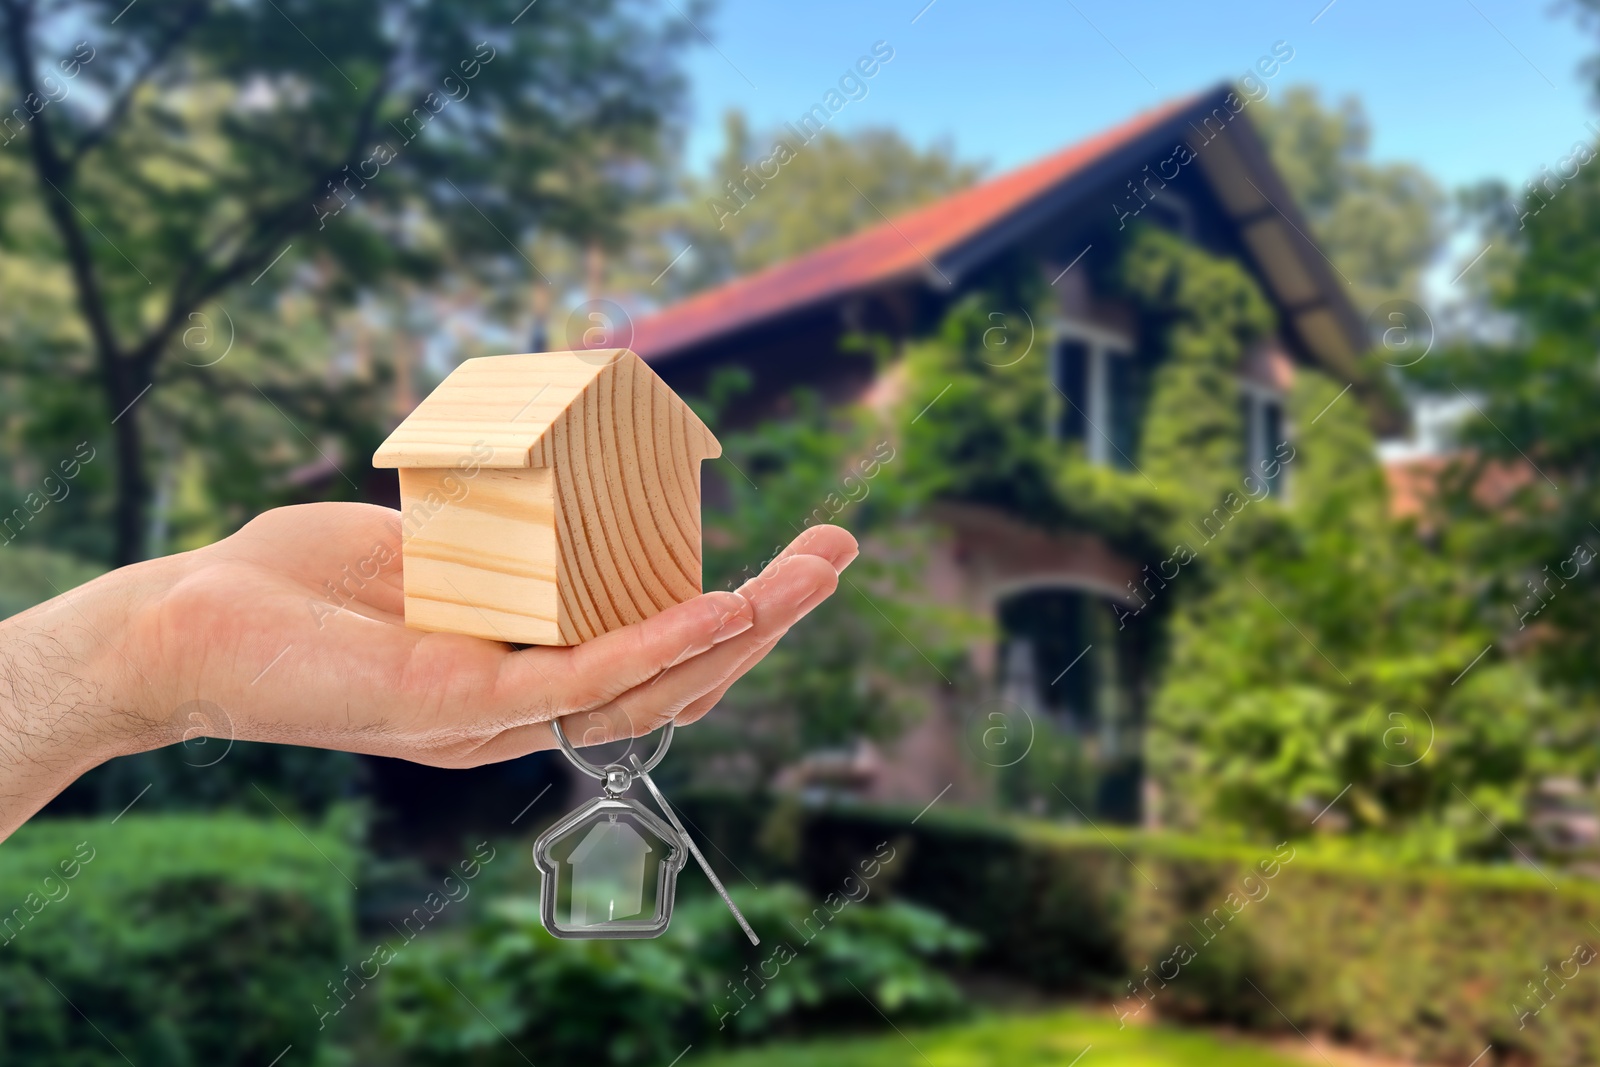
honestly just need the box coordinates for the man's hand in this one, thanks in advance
[0,503,856,837]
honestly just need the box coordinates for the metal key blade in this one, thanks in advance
[629,754,759,946]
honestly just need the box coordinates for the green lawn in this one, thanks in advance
[687,1008,1308,1067]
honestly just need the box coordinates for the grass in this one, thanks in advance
[685,1007,1309,1067]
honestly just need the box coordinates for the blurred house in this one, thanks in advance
[625,83,1387,822]
[1384,452,1535,526]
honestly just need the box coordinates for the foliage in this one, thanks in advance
[1254,85,1445,313]
[693,378,982,786]
[1409,134,1600,727]
[0,814,354,1066]
[0,0,696,562]
[50,741,366,821]
[1118,226,1276,515]
[897,228,1273,565]
[1150,368,1569,856]
[377,883,978,1067]
[889,229,1534,842]
[0,544,104,619]
[684,1005,1308,1067]
[887,231,1277,824]
[996,719,1097,818]
[897,290,1078,522]
[632,111,981,299]
[690,798,1600,1067]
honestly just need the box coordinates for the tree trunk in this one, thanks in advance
[109,383,149,567]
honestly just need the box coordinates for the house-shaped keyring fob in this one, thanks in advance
[533,796,686,938]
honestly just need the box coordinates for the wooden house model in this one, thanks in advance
[373,349,721,646]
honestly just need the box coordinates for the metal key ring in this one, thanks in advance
[549,716,674,780]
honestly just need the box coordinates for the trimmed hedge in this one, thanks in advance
[679,796,1600,1067]
[0,814,355,1066]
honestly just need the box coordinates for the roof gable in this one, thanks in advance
[627,85,1371,393]
[373,349,720,469]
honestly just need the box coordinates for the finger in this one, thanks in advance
[398,526,852,757]
[772,524,858,571]
[462,552,840,764]
[299,569,754,751]
[500,588,754,713]
[582,532,855,734]
[492,524,855,712]
[463,555,834,764]
[580,552,838,738]
[674,629,785,727]
[661,532,863,727]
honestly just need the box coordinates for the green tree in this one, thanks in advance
[1150,370,1563,858]
[1255,86,1445,314]
[629,111,981,299]
[0,0,693,564]
[1408,107,1600,716]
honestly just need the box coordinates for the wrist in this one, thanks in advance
[0,556,181,833]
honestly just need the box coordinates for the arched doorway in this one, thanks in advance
[995,585,1151,823]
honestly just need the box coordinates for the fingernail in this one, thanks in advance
[828,546,859,574]
[705,590,754,642]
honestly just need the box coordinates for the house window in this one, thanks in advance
[1053,324,1142,469]
[992,588,1120,739]
[995,586,1154,823]
[1240,385,1288,496]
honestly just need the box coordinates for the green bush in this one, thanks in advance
[0,544,103,619]
[378,883,978,1067]
[0,814,355,1066]
[681,797,1600,1067]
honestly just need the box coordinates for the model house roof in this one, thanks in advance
[568,819,653,864]
[630,83,1372,392]
[373,349,720,469]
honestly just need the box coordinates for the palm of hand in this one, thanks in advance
[124,502,852,767]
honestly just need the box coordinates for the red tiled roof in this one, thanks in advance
[630,92,1205,362]
[1384,453,1537,522]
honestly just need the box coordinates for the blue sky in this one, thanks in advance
[676,0,1597,196]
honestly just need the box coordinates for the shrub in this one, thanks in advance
[0,814,355,1066]
[0,544,103,619]
[755,801,1600,1067]
[378,883,978,1067]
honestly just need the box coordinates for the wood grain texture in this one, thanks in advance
[372,349,719,469]
[551,350,715,643]
[397,467,562,644]
[377,349,721,646]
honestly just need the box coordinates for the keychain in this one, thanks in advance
[533,719,759,944]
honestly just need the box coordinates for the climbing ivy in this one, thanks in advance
[1120,226,1274,516]
[896,225,1279,571]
